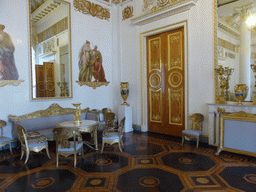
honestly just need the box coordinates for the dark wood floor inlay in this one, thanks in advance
[0,132,256,191]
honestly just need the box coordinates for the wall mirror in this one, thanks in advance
[29,0,72,100]
[216,0,256,103]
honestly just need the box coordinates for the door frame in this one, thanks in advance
[140,20,189,132]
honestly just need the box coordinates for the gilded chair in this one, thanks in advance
[0,120,12,154]
[181,113,204,149]
[53,127,83,168]
[104,112,117,130]
[101,117,125,153]
[17,124,51,164]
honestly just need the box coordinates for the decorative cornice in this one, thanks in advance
[218,18,240,37]
[131,0,196,26]
[73,0,110,20]
[0,80,25,87]
[76,81,110,89]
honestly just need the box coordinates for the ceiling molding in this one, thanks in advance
[131,0,196,26]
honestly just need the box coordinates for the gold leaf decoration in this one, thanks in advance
[122,6,133,20]
[73,0,110,20]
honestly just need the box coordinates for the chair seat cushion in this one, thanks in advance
[57,141,83,152]
[102,132,120,140]
[0,137,12,143]
[182,130,202,136]
[21,138,48,149]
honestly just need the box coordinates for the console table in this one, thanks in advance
[207,102,256,146]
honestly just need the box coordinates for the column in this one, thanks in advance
[239,7,252,100]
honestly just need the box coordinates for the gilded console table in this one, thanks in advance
[207,102,256,146]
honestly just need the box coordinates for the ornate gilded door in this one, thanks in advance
[147,28,185,137]
[35,62,55,97]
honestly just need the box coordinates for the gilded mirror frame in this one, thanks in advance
[214,0,218,103]
[29,0,73,100]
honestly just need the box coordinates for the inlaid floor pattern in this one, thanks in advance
[0,132,256,192]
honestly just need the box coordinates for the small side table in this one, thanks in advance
[118,105,133,133]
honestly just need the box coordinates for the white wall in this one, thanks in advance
[118,0,215,135]
[0,0,116,139]
[0,0,217,139]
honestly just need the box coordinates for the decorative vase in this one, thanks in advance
[234,84,248,105]
[120,82,130,106]
[72,103,82,124]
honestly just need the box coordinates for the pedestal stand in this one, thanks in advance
[118,105,133,133]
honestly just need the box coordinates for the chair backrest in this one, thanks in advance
[104,112,116,128]
[86,109,101,121]
[0,120,7,137]
[190,113,204,131]
[102,108,112,121]
[118,117,126,137]
[53,127,82,149]
[17,124,28,147]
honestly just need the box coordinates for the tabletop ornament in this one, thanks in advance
[72,103,82,125]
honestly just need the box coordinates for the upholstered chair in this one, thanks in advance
[17,124,51,164]
[53,127,83,168]
[0,120,12,154]
[181,113,204,149]
[87,108,117,132]
[101,117,125,153]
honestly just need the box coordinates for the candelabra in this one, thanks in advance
[251,63,256,105]
[57,81,69,96]
[215,65,234,104]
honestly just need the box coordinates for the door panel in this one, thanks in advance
[147,28,185,136]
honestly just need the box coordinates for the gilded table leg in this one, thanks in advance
[94,128,98,150]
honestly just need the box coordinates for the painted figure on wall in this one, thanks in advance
[92,56,106,82]
[0,24,19,80]
[78,41,106,82]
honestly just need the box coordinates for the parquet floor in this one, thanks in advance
[0,131,256,192]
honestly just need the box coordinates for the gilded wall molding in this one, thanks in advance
[76,81,110,89]
[38,17,68,43]
[122,6,134,20]
[132,0,196,26]
[0,80,25,87]
[73,0,110,20]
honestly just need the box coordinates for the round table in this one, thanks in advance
[58,120,99,150]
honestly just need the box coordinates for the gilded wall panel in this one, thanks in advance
[149,88,162,123]
[168,88,183,125]
[167,31,183,71]
[148,37,161,73]
[73,0,110,20]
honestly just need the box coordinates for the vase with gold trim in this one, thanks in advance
[120,82,130,106]
[234,84,248,105]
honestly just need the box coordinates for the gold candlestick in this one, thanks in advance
[215,65,234,104]
[72,103,82,125]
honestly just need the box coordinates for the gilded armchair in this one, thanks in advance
[17,124,51,164]
[181,113,204,149]
[53,127,84,168]
[101,117,125,153]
